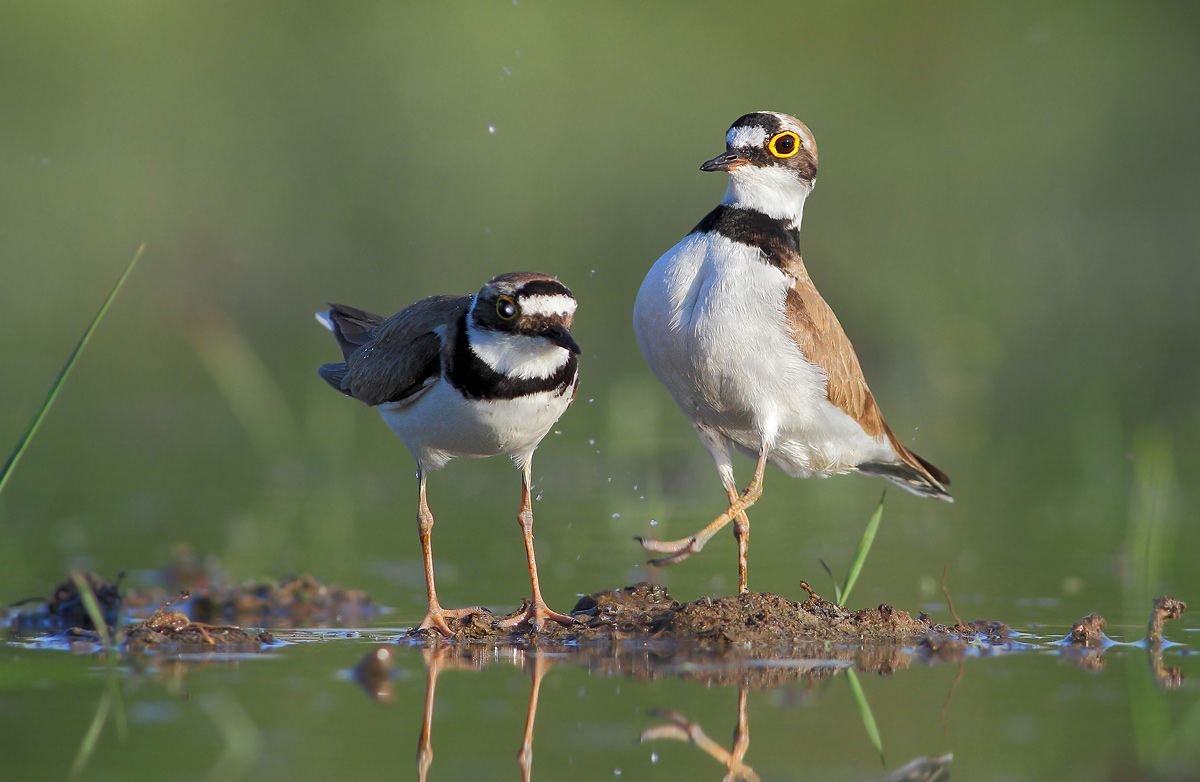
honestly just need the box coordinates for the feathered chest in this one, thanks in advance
[634,231,828,428]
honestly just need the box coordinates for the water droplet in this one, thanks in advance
[614,770,622,776]
[588,439,595,445]
[649,519,658,526]
[589,269,596,277]
[588,397,594,403]
[651,753,659,763]
[487,124,497,134]
[632,484,638,491]
[502,66,512,77]
[535,492,544,501]
[611,513,620,519]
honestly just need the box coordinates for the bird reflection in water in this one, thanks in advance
[641,688,953,782]
[351,643,553,781]
[641,688,758,782]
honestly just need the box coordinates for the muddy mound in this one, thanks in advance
[410,582,974,650]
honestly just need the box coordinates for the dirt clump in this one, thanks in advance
[189,573,376,627]
[7,573,123,633]
[123,592,274,653]
[1148,596,1186,645]
[1066,613,1108,647]
[409,582,982,653]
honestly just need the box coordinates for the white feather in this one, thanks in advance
[519,294,576,318]
[468,325,572,380]
[633,232,894,478]
[722,166,811,228]
[379,381,572,472]
[726,125,768,149]
[315,311,334,332]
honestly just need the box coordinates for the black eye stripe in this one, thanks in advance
[516,279,572,298]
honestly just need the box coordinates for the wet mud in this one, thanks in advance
[4,568,1188,688]
[411,581,999,646]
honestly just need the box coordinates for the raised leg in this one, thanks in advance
[637,443,769,588]
[499,462,576,633]
[414,469,487,638]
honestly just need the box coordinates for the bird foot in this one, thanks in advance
[635,533,706,566]
[416,605,490,639]
[499,599,578,634]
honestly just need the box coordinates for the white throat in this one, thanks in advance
[467,325,570,380]
[722,167,812,229]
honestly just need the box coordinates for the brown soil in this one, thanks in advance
[7,566,375,636]
[1066,613,1108,647]
[188,573,376,627]
[408,581,1009,654]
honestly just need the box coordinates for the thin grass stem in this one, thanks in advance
[0,244,145,498]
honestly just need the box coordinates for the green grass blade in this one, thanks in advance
[846,668,885,765]
[818,558,843,604]
[839,491,886,607]
[70,573,113,650]
[0,244,145,499]
[70,686,112,779]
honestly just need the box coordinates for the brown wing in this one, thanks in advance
[337,295,471,407]
[782,259,951,498]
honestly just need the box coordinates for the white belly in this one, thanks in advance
[633,233,893,476]
[379,379,572,471]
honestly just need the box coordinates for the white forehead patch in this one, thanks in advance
[726,125,768,149]
[519,294,576,318]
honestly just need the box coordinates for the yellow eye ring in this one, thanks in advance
[768,131,801,159]
[496,296,519,320]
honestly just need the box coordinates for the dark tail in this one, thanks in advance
[316,303,385,361]
[318,362,353,396]
[860,426,953,501]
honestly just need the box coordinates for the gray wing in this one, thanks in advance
[326,295,471,407]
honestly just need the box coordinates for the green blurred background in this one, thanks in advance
[3,2,1200,780]
[3,1,1198,617]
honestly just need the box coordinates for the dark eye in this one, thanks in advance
[768,131,800,158]
[496,296,518,320]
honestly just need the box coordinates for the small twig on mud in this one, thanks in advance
[940,565,964,629]
[798,580,821,601]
